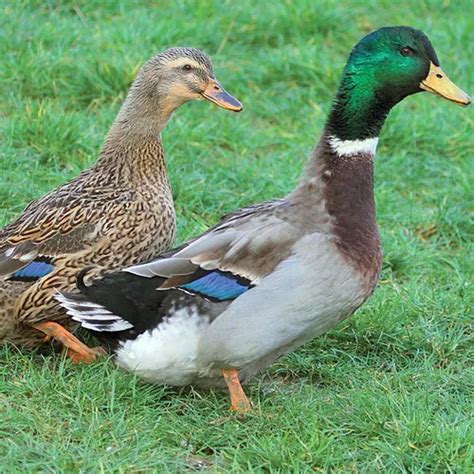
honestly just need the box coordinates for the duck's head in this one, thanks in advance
[329,27,471,141]
[134,47,242,113]
[345,26,471,107]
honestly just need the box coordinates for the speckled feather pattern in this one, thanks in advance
[0,135,175,347]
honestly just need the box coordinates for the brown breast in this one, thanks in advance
[320,139,383,291]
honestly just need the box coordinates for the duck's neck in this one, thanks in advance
[299,66,399,182]
[93,88,180,188]
[325,69,397,141]
[291,77,395,278]
[298,68,397,187]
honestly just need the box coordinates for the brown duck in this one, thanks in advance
[0,47,242,362]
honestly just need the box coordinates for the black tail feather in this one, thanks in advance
[66,268,174,333]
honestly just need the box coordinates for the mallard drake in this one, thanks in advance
[0,47,242,362]
[58,27,470,411]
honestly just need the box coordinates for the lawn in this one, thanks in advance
[0,0,473,471]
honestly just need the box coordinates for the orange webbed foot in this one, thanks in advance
[66,345,106,364]
[33,321,105,364]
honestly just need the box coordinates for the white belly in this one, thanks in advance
[114,307,211,386]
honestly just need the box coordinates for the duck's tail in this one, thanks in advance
[56,268,167,333]
[56,290,133,333]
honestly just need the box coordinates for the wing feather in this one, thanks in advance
[0,242,39,277]
[125,199,302,288]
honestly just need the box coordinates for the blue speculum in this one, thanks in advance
[180,271,250,301]
[12,260,54,280]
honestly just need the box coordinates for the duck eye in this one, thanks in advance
[400,47,414,57]
[182,64,192,71]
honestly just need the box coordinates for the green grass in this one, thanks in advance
[1,0,473,471]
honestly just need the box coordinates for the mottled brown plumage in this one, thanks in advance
[0,47,242,357]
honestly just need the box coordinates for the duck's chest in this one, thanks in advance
[136,193,176,261]
[319,151,383,291]
[105,186,176,263]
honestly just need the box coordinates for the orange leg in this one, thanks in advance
[221,368,252,413]
[33,321,105,364]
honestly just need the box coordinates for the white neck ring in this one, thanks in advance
[328,135,379,157]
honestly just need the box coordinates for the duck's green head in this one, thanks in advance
[328,26,471,141]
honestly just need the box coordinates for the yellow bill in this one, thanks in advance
[420,62,471,106]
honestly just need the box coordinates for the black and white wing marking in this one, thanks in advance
[57,199,300,333]
[56,291,134,332]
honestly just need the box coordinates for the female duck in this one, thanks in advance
[0,47,241,362]
[59,27,470,410]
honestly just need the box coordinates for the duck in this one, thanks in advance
[58,27,470,411]
[0,47,242,363]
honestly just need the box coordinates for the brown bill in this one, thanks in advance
[202,79,243,112]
